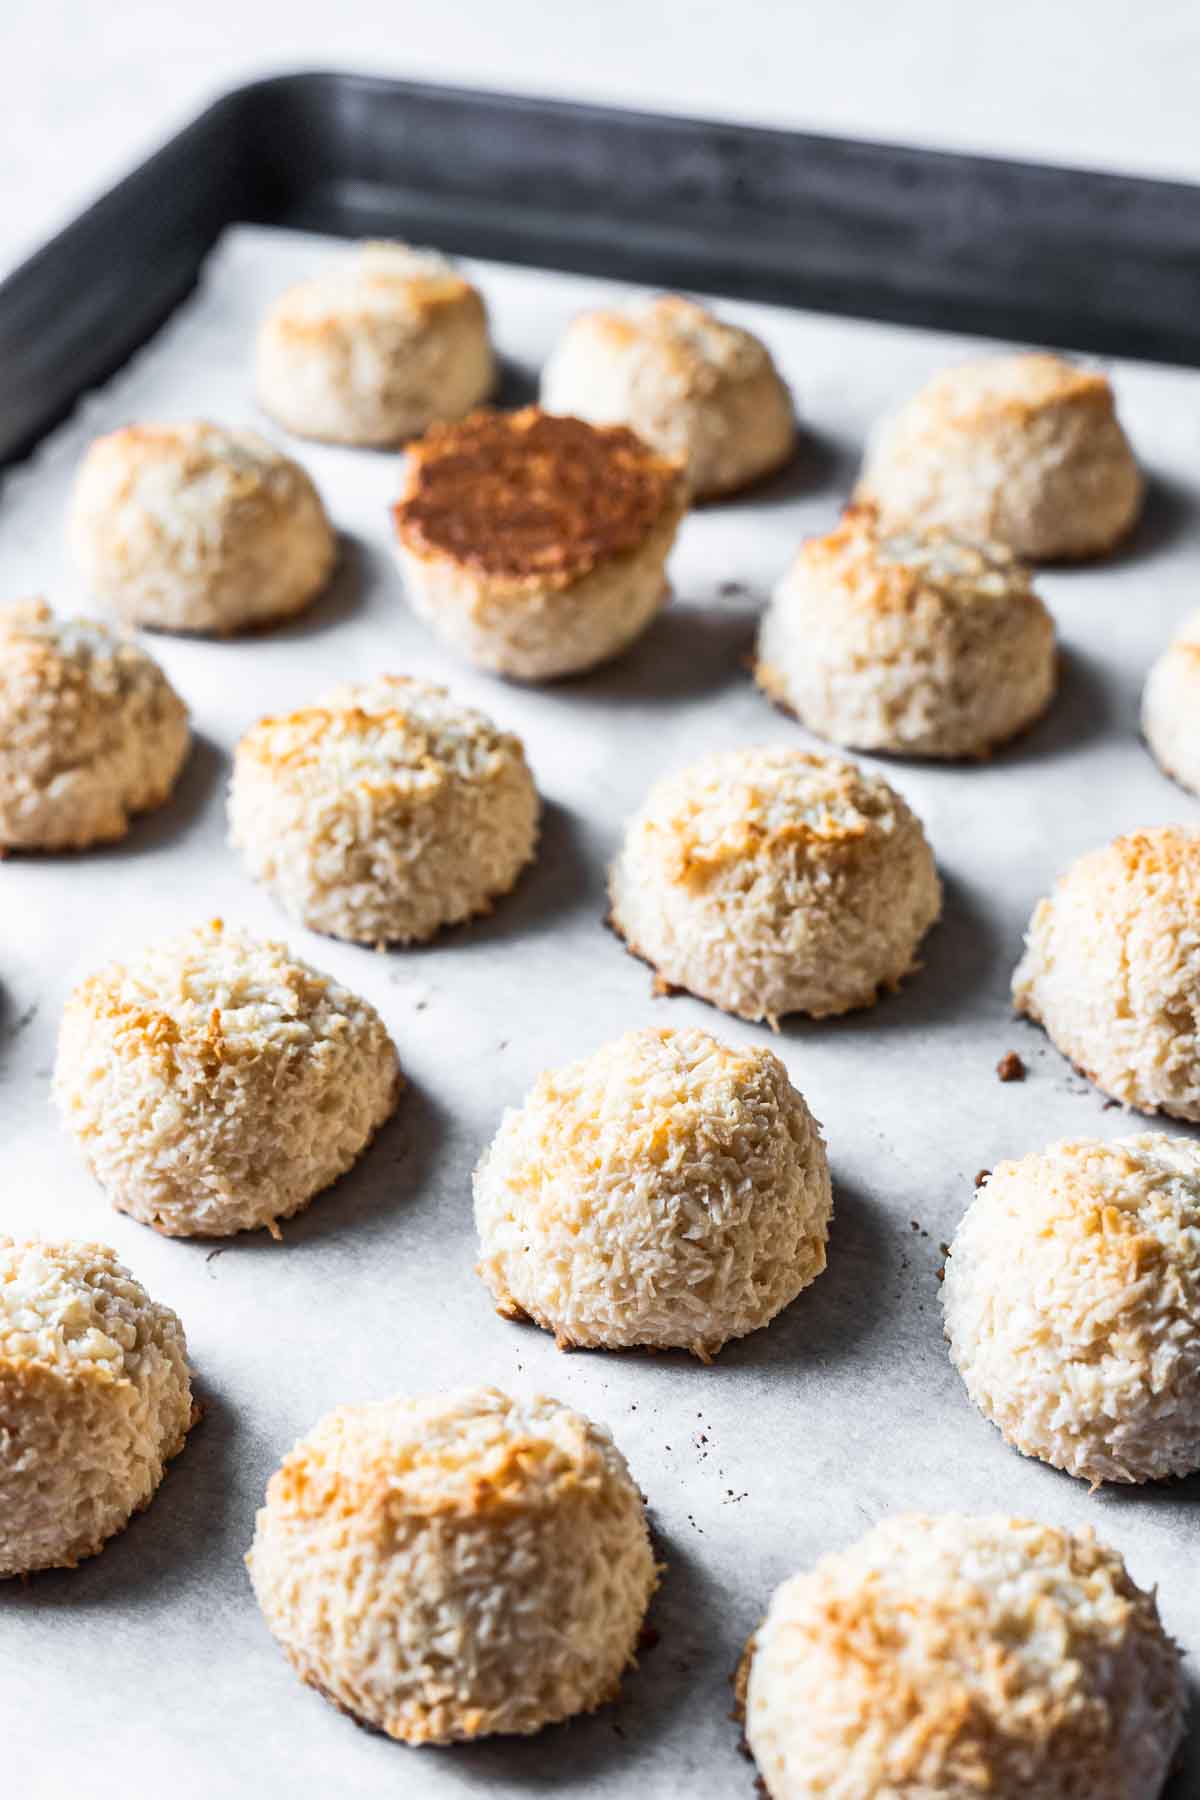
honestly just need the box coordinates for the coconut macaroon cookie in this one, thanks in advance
[255,240,495,445]
[247,1386,656,1742]
[856,352,1143,561]
[229,676,538,944]
[740,1513,1184,1799]
[1143,611,1200,795]
[68,421,336,634]
[540,293,795,500]
[756,508,1057,758]
[475,1026,831,1359]
[0,1238,192,1575]
[1013,826,1200,1121]
[0,599,189,850]
[943,1136,1200,1485]
[609,747,941,1024]
[392,407,687,679]
[53,919,400,1238]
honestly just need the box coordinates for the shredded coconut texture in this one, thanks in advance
[1013,825,1200,1121]
[756,507,1056,757]
[228,676,539,944]
[609,746,941,1022]
[256,240,494,446]
[475,1025,831,1358]
[53,919,401,1237]
[0,1238,192,1575]
[855,353,1142,561]
[1142,610,1200,797]
[540,292,795,500]
[942,1135,1200,1484]
[247,1386,656,1743]
[0,599,189,849]
[742,1512,1184,1799]
[67,421,336,633]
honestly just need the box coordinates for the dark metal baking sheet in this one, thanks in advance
[6,69,1200,473]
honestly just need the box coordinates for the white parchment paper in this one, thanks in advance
[1,225,1197,1798]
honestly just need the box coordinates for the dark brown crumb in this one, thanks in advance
[996,1051,1026,1082]
[637,1623,661,1653]
[975,1168,992,1188]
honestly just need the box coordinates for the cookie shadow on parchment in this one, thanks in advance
[3,731,226,863]
[574,602,760,707]
[775,866,1008,1046]
[271,529,370,640]
[1163,1676,1200,1800]
[721,1176,892,1375]
[197,1073,449,1256]
[714,423,852,513]
[1051,466,1195,572]
[493,355,540,411]
[998,643,1116,765]
[440,1525,736,1792]
[2,1376,241,1613]
[423,798,594,951]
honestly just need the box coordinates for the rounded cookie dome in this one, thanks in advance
[742,1513,1184,1800]
[474,1025,831,1359]
[540,293,795,500]
[608,746,941,1023]
[228,676,539,945]
[1143,611,1200,796]
[68,421,336,633]
[756,508,1056,757]
[1013,825,1200,1120]
[0,599,189,849]
[53,919,401,1237]
[0,1237,192,1575]
[856,352,1142,561]
[247,1385,656,1742]
[943,1135,1200,1484]
[255,240,495,445]
[391,407,687,680]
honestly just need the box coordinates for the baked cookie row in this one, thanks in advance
[0,1227,1191,1792]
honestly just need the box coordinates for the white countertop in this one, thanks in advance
[5,0,1200,277]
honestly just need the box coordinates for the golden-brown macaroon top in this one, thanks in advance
[652,748,903,891]
[234,676,525,798]
[584,293,777,394]
[1110,824,1200,885]
[796,504,1038,617]
[914,352,1115,429]
[266,242,477,338]
[0,598,165,705]
[82,421,307,512]
[63,917,374,1076]
[392,407,684,588]
[264,1388,620,1527]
